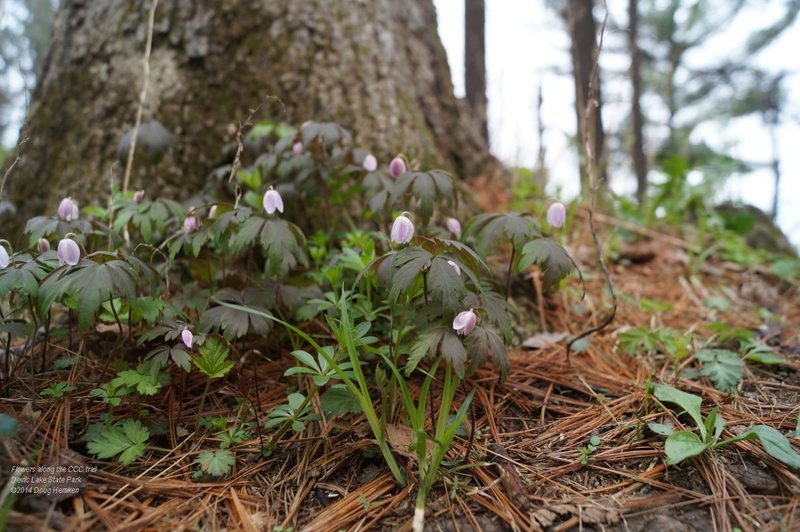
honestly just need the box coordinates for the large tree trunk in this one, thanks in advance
[628,0,647,204]
[464,0,488,144]
[566,0,606,195]
[2,0,488,239]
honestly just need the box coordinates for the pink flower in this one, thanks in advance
[446,260,461,276]
[183,215,199,233]
[389,157,406,178]
[57,238,81,266]
[0,245,9,269]
[453,309,477,336]
[390,214,414,244]
[57,197,79,221]
[38,239,50,253]
[292,142,303,155]
[133,190,145,202]
[547,202,566,228]
[181,327,193,349]
[363,154,377,172]
[445,217,462,237]
[263,187,284,215]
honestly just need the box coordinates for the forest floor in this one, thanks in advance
[2,195,799,531]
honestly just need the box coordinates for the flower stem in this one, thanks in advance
[505,245,516,300]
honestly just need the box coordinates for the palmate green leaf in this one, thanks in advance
[695,348,744,392]
[389,170,456,225]
[518,238,577,291]
[321,384,363,416]
[653,384,706,438]
[463,212,541,256]
[465,325,508,382]
[147,344,192,372]
[111,361,171,395]
[426,256,466,312]
[664,430,710,464]
[199,287,273,340]
[192,337,233,379]
[0,253,53,297]
[406,326,448,376]
[389,246,431,301]
[300,121,352,147]
[440,330,468,378]
[87,419,149,465]
[24,216,92,244]
[259,218,308,277]
[195,449,236,477]
[37,253,157,328]
[464,289,513,342]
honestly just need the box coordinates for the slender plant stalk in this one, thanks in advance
[195,380,211,430]
[505,245,516,300]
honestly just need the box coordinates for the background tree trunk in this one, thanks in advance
[628,0,647,204]
[464,0,488,144]
[566,0,606,195]
[2,0,489,239]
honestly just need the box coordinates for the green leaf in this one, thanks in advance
[195,449,236,477]
[695,349,743,392]
[518,238,576,290]
[406,326,447,376]
[426,256,466,312]
[729,425,800,469]
[463,212,541,257]
[664,430,710,464]
[111,361,170,395]
[465,325,508,382]
[440,331,468,378]
[199,288,273,340]
[653,384,706,438]
[389,246,431,301]
[259,218,308,276]
[647,422,675,436]
[87,419,149,465]
[192,337,233,379]
[321,385,362,416]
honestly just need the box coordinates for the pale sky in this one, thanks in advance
[434,0,800,247]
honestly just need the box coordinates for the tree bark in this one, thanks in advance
[566,0,606,195]
[628,0,647,204]
[2,0,489,239]
[464,0,488,144]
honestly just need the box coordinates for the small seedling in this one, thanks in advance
[648,383,800,468]
[579,435,601,465]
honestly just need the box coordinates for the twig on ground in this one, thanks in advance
[566,0,616,363]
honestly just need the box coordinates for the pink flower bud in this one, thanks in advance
[181,327,193,349]
[0,245,9,269]
[445,217,462,237]
[547,202,566,228]
[363,154,377,172]
[57,197,79,221]
[263,187,284,215]
[133,190,145,202]
[453,309,477,336]
[38,239,50,253]
[57,238,81,266]
[389,157,406,178]
[292,142,303,155]
[183,215,199,233]
[446,259,461,276]
[390,214,414,244]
